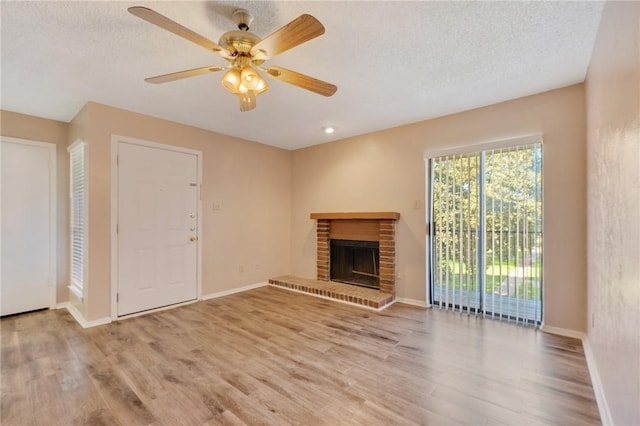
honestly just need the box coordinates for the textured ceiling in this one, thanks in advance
[1,1,604,150]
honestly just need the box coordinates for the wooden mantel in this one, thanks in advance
[310,212,400,220]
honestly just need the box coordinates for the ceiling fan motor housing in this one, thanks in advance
[219,8,264,61]
[219,30,261,56]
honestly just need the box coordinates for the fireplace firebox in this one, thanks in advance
[330,239,380,289]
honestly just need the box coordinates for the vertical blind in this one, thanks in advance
[69,142,86,293]
[429,143,542,324]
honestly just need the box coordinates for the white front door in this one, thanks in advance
[117,142,198,316]
[1,139,55,316]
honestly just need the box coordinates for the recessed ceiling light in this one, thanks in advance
[324,126,335,134]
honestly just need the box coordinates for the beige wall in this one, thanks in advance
[2,85,591,333]
[1,110,70,303]
[585,1,640,424]
[291,84,587,332]
[77,102,291,320]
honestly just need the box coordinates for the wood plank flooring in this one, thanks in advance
[1,287,600,425]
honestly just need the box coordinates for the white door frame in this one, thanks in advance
[1,136,57,310]
[110,135,203,320]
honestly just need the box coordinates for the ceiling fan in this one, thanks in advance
[128,6,337,112]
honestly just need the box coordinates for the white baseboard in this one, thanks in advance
[58,302,112,328]
[116,299,198,321]
[540,324,613,425]
[540,324,586,340]
[56,282,268,327]
[582,336,614,426]
[395,297,429,308]
[202,281,268,301]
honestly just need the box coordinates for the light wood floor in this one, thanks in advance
[1,287,600,425]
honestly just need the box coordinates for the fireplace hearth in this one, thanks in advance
[267,213,399,310]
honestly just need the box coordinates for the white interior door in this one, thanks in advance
[117,142,198,316]
[1,139,55,316]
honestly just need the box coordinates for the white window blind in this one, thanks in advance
[69,141,86,297]
[429,142,543,324]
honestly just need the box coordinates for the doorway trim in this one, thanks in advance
[109,134,203,320]
[1,136,57,311]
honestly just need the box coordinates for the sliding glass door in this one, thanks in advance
[428,142,542,324]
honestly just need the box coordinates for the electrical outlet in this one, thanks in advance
[212,202,222,211]
[413,199,421,209]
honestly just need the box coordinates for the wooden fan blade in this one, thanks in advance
[128,7,230,57]
[250,14,324,59]
[264,66,337,97]
[145,66,225,84]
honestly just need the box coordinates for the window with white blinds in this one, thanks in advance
[68,141,86,298]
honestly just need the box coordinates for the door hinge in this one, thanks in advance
[116,223,119,234]
[116,155,119,166]
[116,293,119,302]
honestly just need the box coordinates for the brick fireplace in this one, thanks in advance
[311,212,400,295]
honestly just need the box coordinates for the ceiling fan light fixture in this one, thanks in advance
[241,66,261,90]
[223,64,268,100]
[239,90,256,112]
[221,68,242,93]
[253,77,269,95]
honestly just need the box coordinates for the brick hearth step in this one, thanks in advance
[268,275,395,310]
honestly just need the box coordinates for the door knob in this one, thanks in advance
[190,236,197,242]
